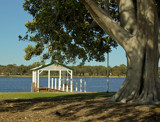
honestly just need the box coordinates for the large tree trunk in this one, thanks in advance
[109,0,160,104]
[110,44,160,104]
[80,0,160,104]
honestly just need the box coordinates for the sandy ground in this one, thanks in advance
[0,97,160,122]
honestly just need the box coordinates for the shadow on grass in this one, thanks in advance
[0,92,114,112]
[0,92,160,121]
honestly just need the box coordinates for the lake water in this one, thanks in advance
[0,77,125,92]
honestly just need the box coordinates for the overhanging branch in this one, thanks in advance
[80,0,132,48]
[158,24,160,57]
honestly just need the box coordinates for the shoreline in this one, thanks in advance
[0,75,126,78]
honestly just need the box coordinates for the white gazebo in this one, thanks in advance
[31,62,74,92]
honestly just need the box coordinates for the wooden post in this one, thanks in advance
[62,81,65,91]
[51,78,53,89]
[62,71,65,91]
[32,71,34,83]
[55,78,57,89]
[84,79,86,92]
[76,81,78,92]
[59,70,61,80]
[70,79,73,92]
[71,70,73,80]
[31,82,33,92]
[48,70,50,88]
[62,72,64,91]
[80,79,82,92]
[66,78,69,92]
[32,71,37,90]
[59,78,61,90]
[59,70,61,90]
[34,71,37,87]
[37,70,39,91]
[107,52,109,92]
[70,70,73,92]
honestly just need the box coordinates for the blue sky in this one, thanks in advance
[0,0,126,67]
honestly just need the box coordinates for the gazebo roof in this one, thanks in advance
[31,62,73,71]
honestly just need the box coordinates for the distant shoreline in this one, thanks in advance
[0,75,126,78]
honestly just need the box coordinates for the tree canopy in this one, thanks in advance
[19,0,118,64]
[21,0,160,104]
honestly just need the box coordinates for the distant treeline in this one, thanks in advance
[0,62,128,77]
[2,63,160,77]
[71,64,127,77]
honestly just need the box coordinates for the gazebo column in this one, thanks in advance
[48,70,50,88]
[70,70,73,92]
[34,71,37,87]
[71,70,73,79]
[55,78,57,89]
[62,71,65,91]
[59,70,61,90]
[32,71,34,83]
[37,70,40,92]
[31,71,34,92]
[66,71,69,92]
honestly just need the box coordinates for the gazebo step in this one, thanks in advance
[39,87,63,92]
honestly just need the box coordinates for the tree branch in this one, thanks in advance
[80,0,132,48]
[158,23,160,57]
[156,0,160,56]
[104,0,109,13]
[88,21,99,28]
[119,0,137,35]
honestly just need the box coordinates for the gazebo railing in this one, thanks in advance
[51,78,86,92]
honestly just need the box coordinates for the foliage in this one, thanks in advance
[0,63,128,77]
[110,64,127,76]
[19,0,118,64]
[0,63,39,76]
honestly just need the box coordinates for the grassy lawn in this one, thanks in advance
[0,92,115,99]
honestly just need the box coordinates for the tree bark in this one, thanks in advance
[113,0,160,104]
[119,0,137,34]
[81,0,160,104]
